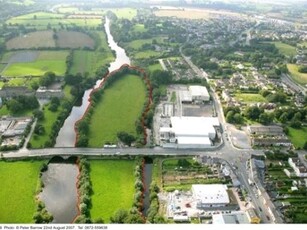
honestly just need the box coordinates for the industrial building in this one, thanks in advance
[179,85,210,104]
[192,184,230,208]
[159,116,220,149]
[189,85,210,103]
[212,212,250,224]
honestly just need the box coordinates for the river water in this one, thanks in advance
[55,17,130,147]
[39,163,79,223]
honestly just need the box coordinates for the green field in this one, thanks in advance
[90,160,135,222]
[287,64,307,85]
[271,42,297,56]
[235,93,267,103]
[7,12,102,28]
[127,37,166,50]
[88,74,146,147]
[134,50,161,59]
[148,63,163,73]
[3,51,68,77]
[70,31,114,76]
[287,126,307,149]
[110,8,137,20]
[0,161,42,223]
[132,24,147,33]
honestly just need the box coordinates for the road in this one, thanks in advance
[281,73,306,96]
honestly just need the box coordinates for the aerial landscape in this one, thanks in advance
[0,0,307,226]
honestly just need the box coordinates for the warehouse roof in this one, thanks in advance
[189,85,209,97]
[170,116,219,136]
[192,184,229,204]
[177,136,211,145]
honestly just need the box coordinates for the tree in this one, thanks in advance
[7,99,22,114]
[117,131,136,146]
[40,72,56,87]
[245,106,263,120]
[150,70,173,87]
[78,120,89,135]
[110,209,129,223]
[279,112,288,123]
[303,141,307,151]
[177,159,191,168]
[259,112,273,125]
[33,109,44,121]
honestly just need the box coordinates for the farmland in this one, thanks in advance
[2,51,69,77]
[134,50,161,59]
[90,160,135,222]
[88,74,146,147]
[109,8,137,20]
[69,31,114,76]
[0,161,42,223]
[126,37,166,50]
[6,12,102,29]
[6,30,95,50]
[287,64,307,85]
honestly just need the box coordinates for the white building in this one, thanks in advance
[288,158,307,177]
[212,212,250,224]
[189,85,210,103]
[192,184,229,208]
[160,116,220,149]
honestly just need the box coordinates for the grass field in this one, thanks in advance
[3,51,68,77]
[0,161,42,223]
[271,42,297,56]
[109,8,137,20]
[287,126,307,149]
[88,74,146,147]
[6,30,95,50]
[70,31,114,76]
[287,64,307,85]
[148,63,163,73]
[7,12,101,28]
[235,93,267,103]
[90,160,135,222]
[134,50,161,59]
[132,24,147,33]
[126,37,166,50]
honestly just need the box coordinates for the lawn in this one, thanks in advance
[271,42,297,56]
[88,74,146,147]
[287,64,307,85]
[3,51,69,77]
[287,126,307,149]
[0,161,42,223]
[90,160,136,222]
[235,93,267,103]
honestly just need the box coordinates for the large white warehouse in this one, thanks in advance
[189,85,210,102]
[160,116,220,149]
[192,184,230,208]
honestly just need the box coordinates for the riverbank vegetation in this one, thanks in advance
[0,160,42,223]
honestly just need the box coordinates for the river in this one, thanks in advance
[39,163,79,223]
[55,17,130,147]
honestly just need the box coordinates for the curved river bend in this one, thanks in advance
[55,17,130,147]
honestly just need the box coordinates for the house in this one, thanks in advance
[36,87,64,99]
[247,125,284,135]
[0,86,34,99]
[288,158,307,177]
